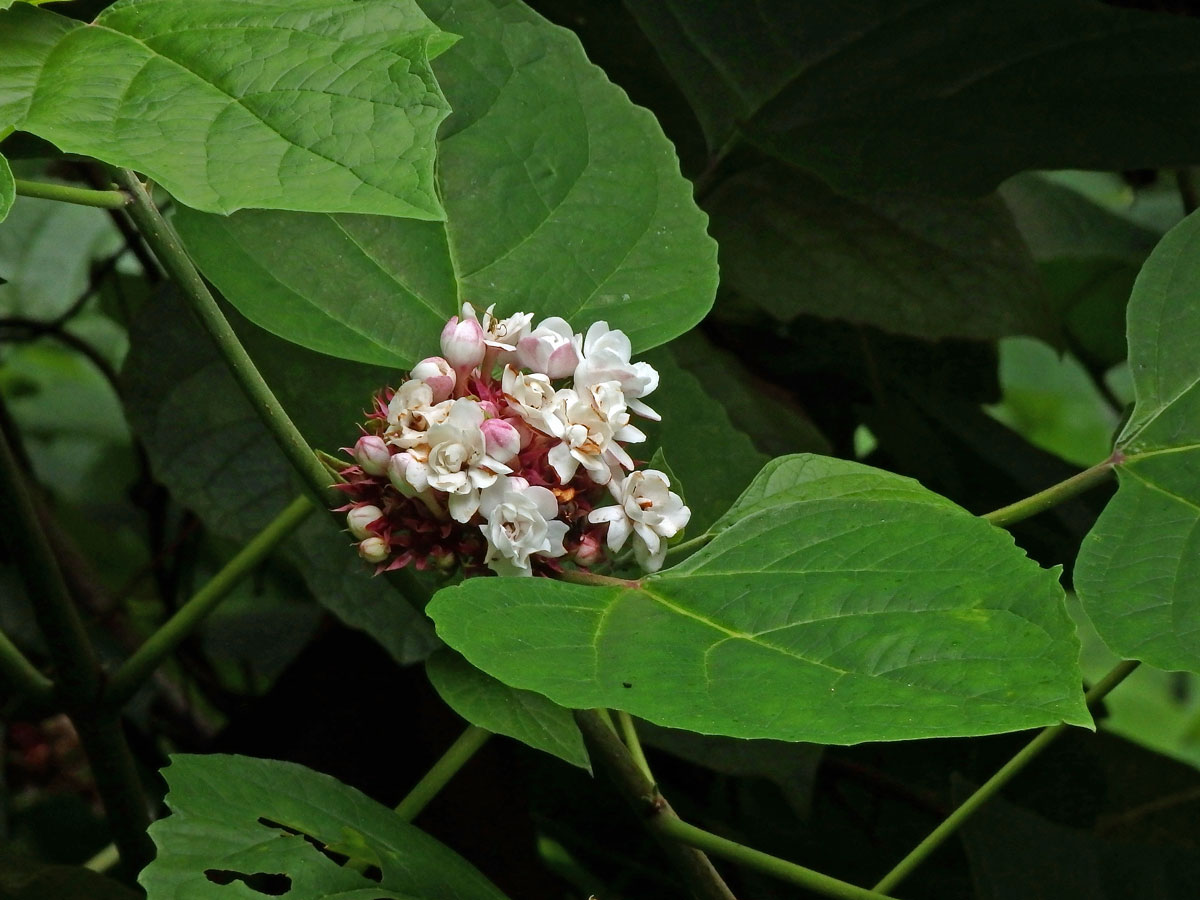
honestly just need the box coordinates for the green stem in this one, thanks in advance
[394,725,492,821]
[105,495,316,707]
[983,454,1119,528]
[0,416,154,876]
[558,569,639,589]
[615,709,654,784]
[0,626,54,708]
[110,168,334,505]
[872,659,1141,894]
[664,532,714,562]
[660,818,899,900]
[13,178,130,209]
[575,709,738,900]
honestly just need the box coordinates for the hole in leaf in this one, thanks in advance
[204,869,291,895]
[257,817,382,882]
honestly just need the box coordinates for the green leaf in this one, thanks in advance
[426,649,590,770]
[141,754,511,900]
[0,1,452,218]
[0,153,12,223]
[705,163,1050,342]
[173,0,717,366]
[1077,210,1200,673]
[429,454,1089,744]
[122,291,438,663]
[628,0,1200,195]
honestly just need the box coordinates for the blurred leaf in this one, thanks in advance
[706,163,1050,342]
[430,454,1088,743]
[0,1,453,218]
[959,779,1200,899]
[122,290,437,663]
[0,850,138,900]
[174,0,717,366]
[1077,210,1200,673]
[426,649,589,770]
[666,330,831,460]
[986,338,1119,469]
[628,0,1200,195]
[141,754,511,899]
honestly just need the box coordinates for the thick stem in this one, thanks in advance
[394,724,492,821]
[0,417,153,875]
[106,495,316,707]
[983,454,1119,528]
[872,659,1141,894]
[575,709,738,900]
[110,168,334,505]
[13,178,130,209]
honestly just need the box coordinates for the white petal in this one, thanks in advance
[605,516,632,552]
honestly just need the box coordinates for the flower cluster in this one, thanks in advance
[335,305,690,577]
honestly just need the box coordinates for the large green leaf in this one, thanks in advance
[1077,210,1200,673]
[429,454,1089,744]
[0,0,453,218]
[627,0,1200,195]
[174,0,717,367]
[426,649,589,770]
[706,163,1051,342]
[141,754,510,899]
[122,291,438,663]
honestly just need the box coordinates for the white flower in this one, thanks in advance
[573,321,660,421]
[478,477,568,576]
[404,399,516,523]
[545,382,644,485]
[517,316,581,379]
[501,365,566,437]
[385,381,451,449]
[467,302,533,357]
[588,469,690,572]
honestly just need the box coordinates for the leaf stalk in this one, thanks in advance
[394,724,492,821]
[983,453,1120,527]
[13,177,130,209]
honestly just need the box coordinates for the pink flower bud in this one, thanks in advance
[346,504,384,539]
[480,417,521,463]
[441,315,486,370]
[353,435,391,475]
[387,451,423,496]
[410,357,455,403]
[571,529,606,567]
[357,536,389,563]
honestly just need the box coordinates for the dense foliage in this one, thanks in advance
[3,1,1200,898]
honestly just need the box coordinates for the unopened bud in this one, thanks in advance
[571,529,606,567]
[480,417,521,463]
[441,315,486,370]
[346,504,384,539]
[354,435,391,475]
[387,452,422,496]
[410,356,455,403]
[357,536,389,564]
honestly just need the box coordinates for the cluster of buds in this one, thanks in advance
[336,305,691,578]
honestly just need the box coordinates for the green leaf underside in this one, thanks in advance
[0,153,12,224]
[430,455,1088,744]
[174,0,718,366]
[706,163,1051,342]
[140,754,510,900]
[1077,210,1200,672]
[628,0,1200,195]
[426,649,590,770]
[0,0,452,218]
